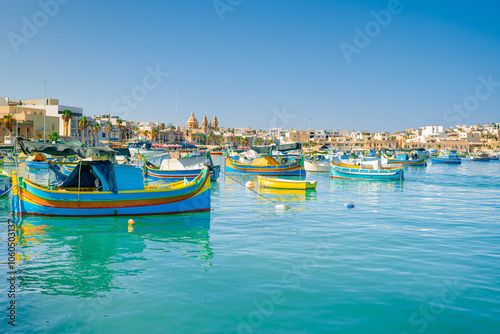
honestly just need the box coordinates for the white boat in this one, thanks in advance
[304,159,329,172]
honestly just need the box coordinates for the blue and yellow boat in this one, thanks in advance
[225,156,305,176]
[470,153,490,162]
[11,161,211,217]
[330,160,404,181]
[383,153,427,166]
[430,151,461,164]
[143,152,220,181]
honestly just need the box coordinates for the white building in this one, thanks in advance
[23,98,83,139]
[421,126,448,139]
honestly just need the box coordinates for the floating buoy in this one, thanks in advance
[276,204,290,211]
[128,219,136,225]
[245,181,255,189]
[344,201,355,209]
[128,225,134,233]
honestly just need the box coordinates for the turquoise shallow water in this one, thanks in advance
[1,158,500,333]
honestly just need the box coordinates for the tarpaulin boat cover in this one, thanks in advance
[250,143,301,155]
[251,156,280,167]
[26,153,47,162]
[18,138,116,159]
[48,161,118,194]
[147,153,171,167]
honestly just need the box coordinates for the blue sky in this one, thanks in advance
[1,0,499,132]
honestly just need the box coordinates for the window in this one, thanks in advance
[102,133,106,138]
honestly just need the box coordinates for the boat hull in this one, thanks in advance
[258,175,317,190]
[225,157,306,176]
[330,164,404,180]
[385,158,427,166]
[26,160,50,170]
[430,158,461,164]
[11,169,211,217]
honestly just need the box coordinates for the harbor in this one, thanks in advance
[1,153,499,333]
[2,0,500,332]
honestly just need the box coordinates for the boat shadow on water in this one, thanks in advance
[9,212,212,297]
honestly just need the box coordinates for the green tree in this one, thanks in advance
[79,116,89,144]
[2,114,14,135]
[92,122,101,147]
[49,131,60,143]
[61,109,73,137]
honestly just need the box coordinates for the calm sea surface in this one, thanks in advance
[1,157,500,333]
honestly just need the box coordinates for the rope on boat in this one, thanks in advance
[218,168,290,209]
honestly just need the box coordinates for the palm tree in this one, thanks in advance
[160,123,165,143]
[92,122,101,147]
[2,114,14,135]
[142,130,149,140]
[61,109,73,138]
[78,116,89,144]
[49,131,60,143]
[116,119,124,142]
[152,128,159,143]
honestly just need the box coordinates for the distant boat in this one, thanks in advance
[470,153,490,162]
[144,152,220,181]
[225,156,305,176]
[304,159,330,172]
[330,159,404,180]
[490,155,499,161]
[11,161,211,217]
[258,175,317,190]
[383,153,427,166]
[430,151,461,164]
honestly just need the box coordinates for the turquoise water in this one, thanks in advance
[1,158,500,333]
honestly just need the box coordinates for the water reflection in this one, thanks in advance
[14,212,212,297]
[258,187,317,202]
[329,178,404,193]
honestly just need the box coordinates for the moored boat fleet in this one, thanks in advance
[1,139,498,218]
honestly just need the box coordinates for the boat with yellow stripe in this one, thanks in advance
[257,175,317,190]
[330,159,404,180]
[11,161,211,217]
[225,156,305,176]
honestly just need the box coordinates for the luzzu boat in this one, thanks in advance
[144,152,220,181]
[383,153,427,166]
[225,156,305,176]
[11,161,211,217]
[257,175,317,190]
[470,153,490,162]
[430,151,461,164]
[330,159,404,180]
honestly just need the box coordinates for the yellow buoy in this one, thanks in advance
[128,219,136,225]
[245,181,255,189]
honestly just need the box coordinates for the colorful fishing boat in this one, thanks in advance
[0,169,12,197]
[225,156,306,176]
[470,153,490,162]
[383,153,427,166]
[257,175,317,190]
[144,152,220,181]
[430,151,461,164]
[11,161,211,217]
[330,160,404,180]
